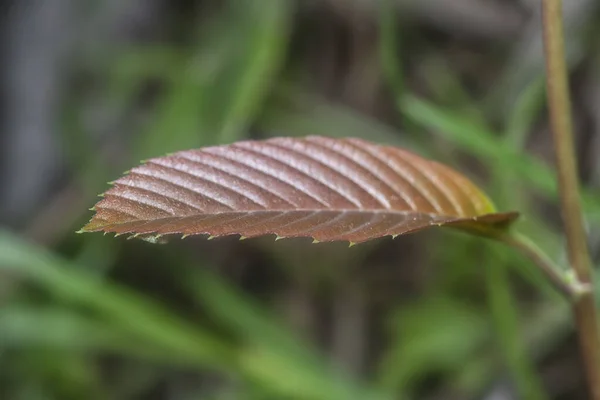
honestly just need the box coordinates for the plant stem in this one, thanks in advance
[541,0,600,397]
[497,232,580,300]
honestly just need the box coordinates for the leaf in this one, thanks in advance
[80,136,518,244]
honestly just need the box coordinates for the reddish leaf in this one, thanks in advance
[80,136,518,244]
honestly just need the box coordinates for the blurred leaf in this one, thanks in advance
[133,59,216,160]
[132,0,291,160]
[188,268,391,400]
[263,85,422,152]
[485,256,548,400]
[399,94,600,218]
[504,77,546,149]
[378,296,489,392]
[0,231,392,400]
[418,55,486,126]
[379,0,403,96]
[81,136,517,243]
[72,234,122,277]
[4,349,104,400]
[0,230,233,369]
[213,0,291,142]
[109,46,184,105]
[0,306,155,357]
[401,95,547,184]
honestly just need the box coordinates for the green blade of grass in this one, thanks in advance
[399,94,600,219]
[186,268,393,400]
[0,306,175,361]
[0,230,233,369]
[263,84,425,153]
[215,0,291,142]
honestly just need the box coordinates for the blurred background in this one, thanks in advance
[1,0,600,399]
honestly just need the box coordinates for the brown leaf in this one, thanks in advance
[80,136,518,244]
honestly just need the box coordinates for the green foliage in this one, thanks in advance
[378,296,489,391]
[0,231,389,400]
[111,0,291,160]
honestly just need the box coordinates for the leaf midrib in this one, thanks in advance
[83,208,478,233]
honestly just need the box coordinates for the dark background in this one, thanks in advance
[1,1,600,399]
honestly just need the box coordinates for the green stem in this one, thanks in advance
[496,232,581,300]
[541,0,600,397]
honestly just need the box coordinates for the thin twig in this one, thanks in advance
[496,232,583,300]
[541,0,600,397]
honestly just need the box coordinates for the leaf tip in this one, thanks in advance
[239,235,247,241]
[181,234,190,239]
[274,235,285,241]
[207,235,216,240]
[312,238,320,244]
